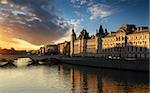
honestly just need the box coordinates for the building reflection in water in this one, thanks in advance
[57,64,149,93]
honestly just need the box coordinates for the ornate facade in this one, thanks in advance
[70,24,150,59]
[70,25,106,56]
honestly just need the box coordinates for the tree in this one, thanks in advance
[11,47,15,51]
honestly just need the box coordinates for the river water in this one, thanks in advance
[0,58,149,93]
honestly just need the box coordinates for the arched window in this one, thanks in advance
[118,37,120,41]
[122,37,124,41]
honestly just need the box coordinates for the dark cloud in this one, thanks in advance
[0,0,71,45]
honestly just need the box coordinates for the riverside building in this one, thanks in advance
[70,24,149,59]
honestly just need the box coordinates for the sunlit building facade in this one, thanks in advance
[70,25,107,56]
[70,24,150,59]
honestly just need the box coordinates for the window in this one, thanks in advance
[135,47,137,51]
[131,46,133,51]
[122,37,124,41]
[140,42,142,44]
[135,54,137,58]
[140,47,142,51]
[136,37,137,39]
[143,41,145,44]
[118,37,120,41]
[144,54,146,58]
[128,46,130,51]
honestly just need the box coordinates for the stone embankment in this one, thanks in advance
[59,57,149,72]
[0,55,149,71]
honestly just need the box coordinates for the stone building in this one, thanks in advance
[39,45,58,55]
[39,47,45,55]
[45,45,58,55]
[58,41,70,56]
[70,25,107,56]
[70,26,103,56]
[70,24,149,59]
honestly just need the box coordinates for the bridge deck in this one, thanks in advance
[0,55,60,61]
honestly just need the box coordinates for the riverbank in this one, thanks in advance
[0,55,149,72]
[60,56,149,72]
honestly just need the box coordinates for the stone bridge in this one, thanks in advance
[0,55,61,61]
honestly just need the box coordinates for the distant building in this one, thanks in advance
[39,45,58,55]
[0,48,27,55]
[58,41,70,56]
[70,24,150,59]
[28,50,37,55]
[44,45,58,55]
[39,47,45,55]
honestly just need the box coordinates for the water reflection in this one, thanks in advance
[13,58,32,67]
[58,64,149,93]
[0,64,149,93]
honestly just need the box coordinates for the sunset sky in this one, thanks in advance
[0,0,149,50]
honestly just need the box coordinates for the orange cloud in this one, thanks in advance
[0,32,42,50]
[0,39,42,50]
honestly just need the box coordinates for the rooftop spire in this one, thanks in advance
[71,28,76,40]
[71,28,75,35]
[105,28,108,35]
[99,25,104,34]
